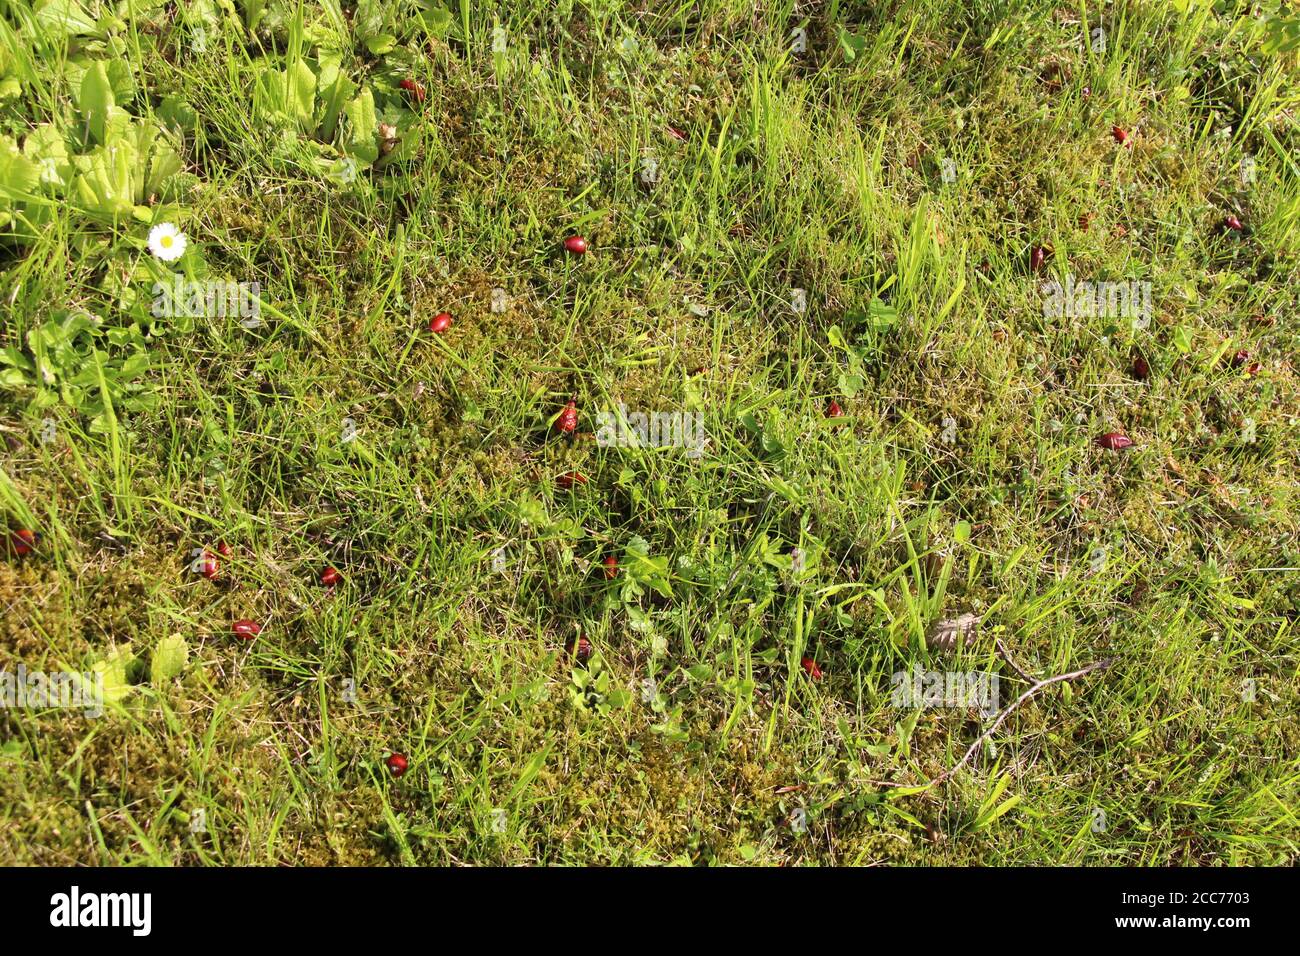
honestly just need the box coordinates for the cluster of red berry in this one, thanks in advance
[186,546,343,640]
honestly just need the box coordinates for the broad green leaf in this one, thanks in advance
[92,645,136,704]
[418,6,453,36]
[316,54,355,141]
[0,136,40,201]
[34,0,98,38]
[22,124,71,188]
[151,633,189,683]
[79,62,115,144]
[285,58,317,128]
[72,142,135,216]
[342,87,379,163]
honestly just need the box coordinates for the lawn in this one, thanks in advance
[1,0,1298,866]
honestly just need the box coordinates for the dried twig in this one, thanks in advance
[995,636,1036,685]
[928,656,1115,787]
[882,656,1115,792]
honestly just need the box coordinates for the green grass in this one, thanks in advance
[1,0,1298,865]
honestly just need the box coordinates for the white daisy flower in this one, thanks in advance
[148,223,187,262]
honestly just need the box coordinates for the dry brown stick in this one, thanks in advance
[928,656,1115,787]
[995,636,1036,685]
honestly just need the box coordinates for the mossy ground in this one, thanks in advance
[1,1,1298,865]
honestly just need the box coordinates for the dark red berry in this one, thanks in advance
[232,619,261,640]
[1244,361,1261,377]
[216,541,233,558]
[1081,86,1091,99]
[10,529,36,556]
[1095,432,1135,450]
[429,312,452,334]
[197,551,219,580]
[825,400,844,418]
[1230,349,1250,368]
[602,555,618,579]
[1030,245,1049,272]
[563,235,587,255]
[398,79,425,103]
[568,635,592,661]
[1132,355,1150,381]
[555,400,578,434]
[1111,125,1129,144]
[801,656,823,680]
[386,753,409,777]
[320,566,342,587]
[556,471,587,490]
[1224,215,1244,232]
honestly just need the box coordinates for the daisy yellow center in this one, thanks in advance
[161,235,174,248]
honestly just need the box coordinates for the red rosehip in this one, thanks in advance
[825,400,844,418]
[563,235,587,255]
[398,78,425,103]
[386,753,409,777]
[1111,125,1129,144]
[555,400,578,434]
[320,566,342,587]
[232,619,261,640]
[1095,432,1135,450]
[1224,215,1244,232]
[429,312,452,334]
[1132,355,1150,381]
[800,656,823,680]
[556,470,587,490]
[602,555,618,579]
[10,529,36,556]
[196,551,220,580]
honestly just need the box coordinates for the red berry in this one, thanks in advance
[1230,349,1250,368]
[197,551,220,580]
[555,400,578,434]
[1030,245,1048,272]
[1132,355,1150,381]
[825,400,844,418]
[10,529,36,556]
[429,312,452,334]
[568,635,592,661]
[666,125,686,141]
[320,566,342,587]
[800,656,823,680]
[1095,432,1135,450]
[556,471,587,490]
[398,79,425,103]
[216,541,233,558]
[602,555,618,579]
[1081,86,1091,99]
[232,619,261,640]
[563,235,587,255]
[1244,361,1261,378]
[1111,125,1129,144]
[1224,215,1243,232]
[386,753,409,777]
